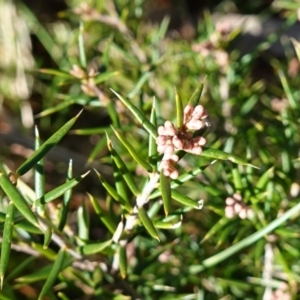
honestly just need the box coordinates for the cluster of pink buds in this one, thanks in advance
[156,104,209,179]
[225,193,254,219]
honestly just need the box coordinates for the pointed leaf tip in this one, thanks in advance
[188,79,206,107]
[111,127,153,172]
[138,207,160,241]
[0,174,38,227]
[82,170,91,177]
[201,147,259,169]
[110,89,157,139]
[17,112,83,176]
[76,108,84,118]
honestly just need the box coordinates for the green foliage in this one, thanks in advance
[1,0,300,299]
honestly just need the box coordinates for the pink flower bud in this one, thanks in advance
[172,135,183,149]
[192,105,204,119]
[233,193,242,201]
[169,154,179,162]
[163,169,171,177]
[238,208,247,219]
[192,136,206,146]
[170,169,179,179]
[186,120,204,130]
[158,126,166,135]
[191,145,202,155]
[234,202,243,213]
[183,104,194,123]
[165,144,174,155]
[157,144,166,154]
[225,206,235,218]
[163,154,178,163]
[156,136,168,145]
[164,121,176,136]
[226,197,235,205]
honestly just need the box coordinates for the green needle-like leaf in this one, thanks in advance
[94,70,121,84]
[43,228,53,250]
[153,15,170,45]
[38,248,68,300]
[232,167,243,190]
[39,68,73,78]
[278,69,297,109]
[77,199,90,242]
[138,207,160,241]
[86,137,108,166]
[201,216,231,244]
[201,147,259,168]
[57,292,69,300]
[87,193,116,233]
[94,169,132,212]
[35,100,75,118]
[0,162,8,176]
[78,22,87,68]
[112,158,130,205]
[34,126,45,204]
[175,87,183,128]
[35,171,90,206]
[188,79,205,107]
[17,110,83,176]
[34,126,52,248]
[71,126,113,135]
[172,190,203,209]
[107,134,140,196]
[149,97,158,171]
[110,89,157,138]
[111,127,153,172]
[127,70,152,99]
[58,160,73,231]
[107,100,121,128]
[0,213,41,234]
[119,245,127,279]
[256,167,274,191]
[16,219,43,234]
[5,256,36,283]
[274,246,294,281]
[16,256,73,284]
[147,200,163,218]
[0,173,38,227]
[0,202,14,289]
[155,215,182,229]
[160,172,171,216]
[78,240,113,256]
